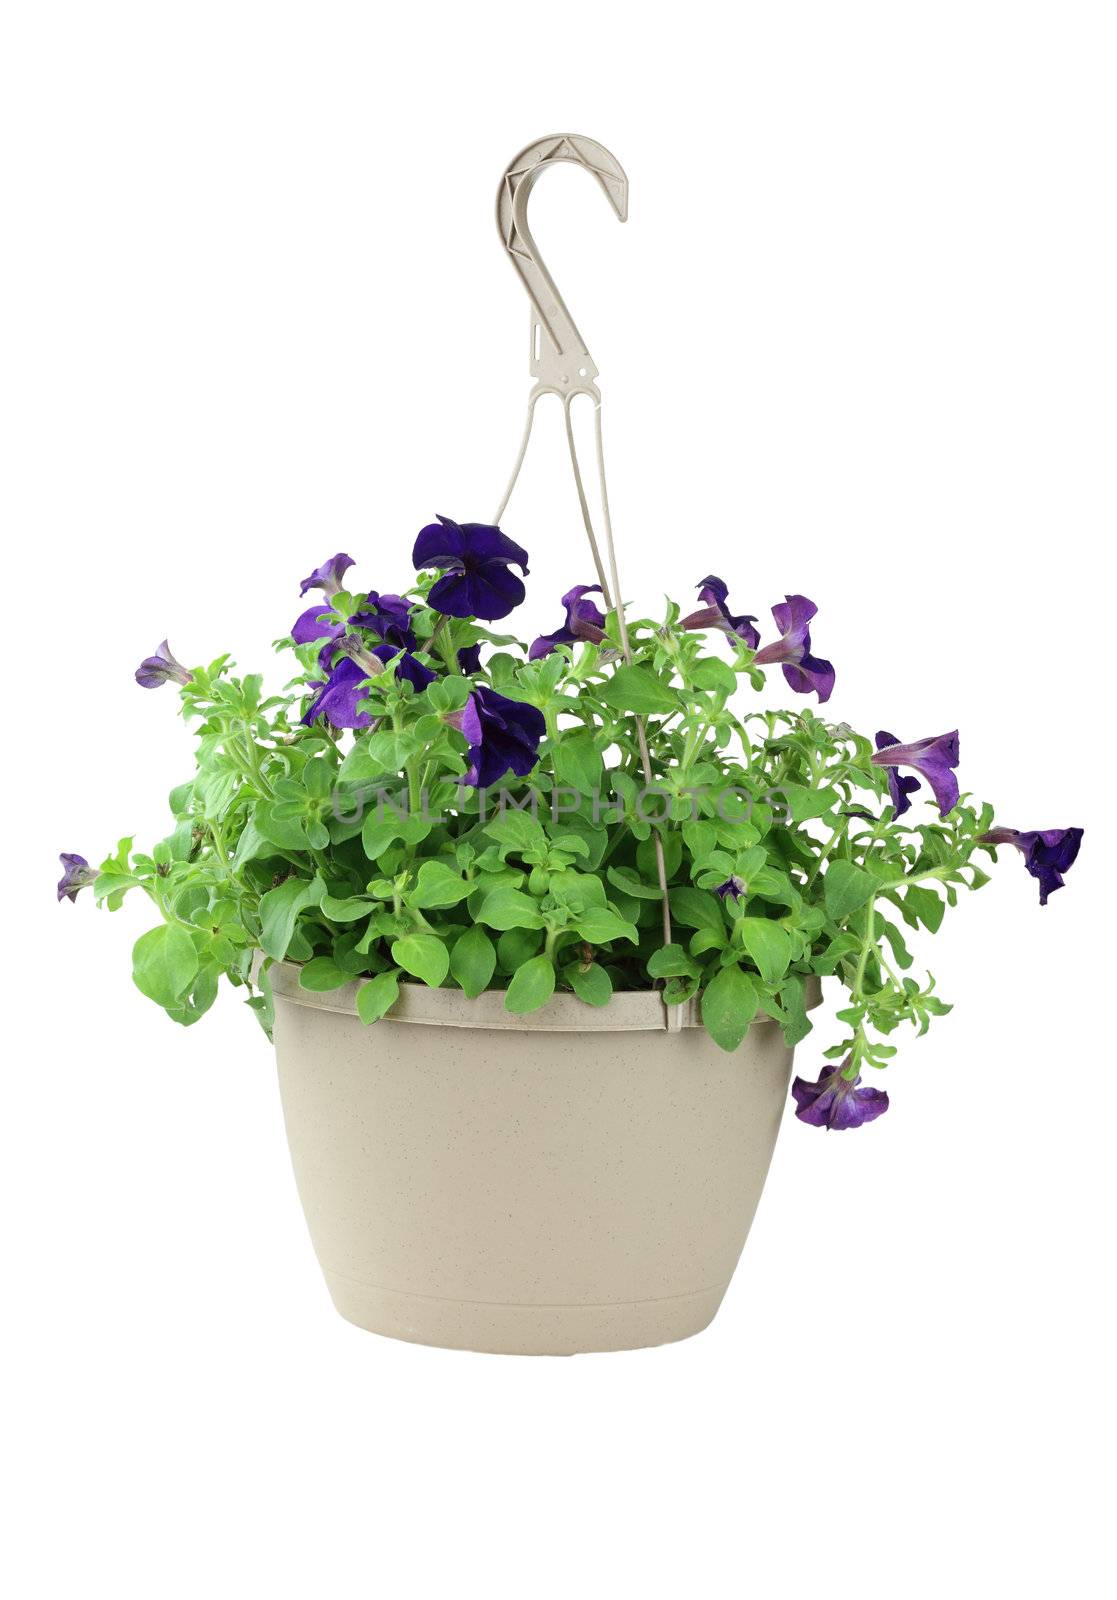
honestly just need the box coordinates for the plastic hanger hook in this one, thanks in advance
[496,134,628,397]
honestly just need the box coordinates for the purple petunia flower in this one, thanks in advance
[680,576,760,650]
[413,516,529,622]
[872,730,960,818]
[714,874,746,902]
[457,643,482,675]
[302,633,438,728]
[135,640,193,689]
[291,604,345,649]
[447,686,546,788]
[57,852,97,903]
[301,655,383,730]
[299,553,355,598]
[752,596,834,702]
[292,590,416,656]
[529,584,608,660]
[791,1058,890,1130]
[353,592,416,650]
[978,825,1084,906]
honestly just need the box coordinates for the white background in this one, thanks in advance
[3,4,1114,1596]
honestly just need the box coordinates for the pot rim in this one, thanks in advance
[266,960,822,1034]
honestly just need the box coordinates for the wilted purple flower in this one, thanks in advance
[135,640,193,689]
[978,825,1084,906]
[714,874,746,902]
[299,553,354,598]
[872,730,960,818]
[368,643,436,692]
[792,1058,890,1130]
[413,516,529,621]
[353,592,416,650]
[752,596,834,702]
[301,655,383,730]
[529,584,608,660]
[680,576,760,649]
[447,687,546,788]
[457,643,482,675]
[871,731,921,816]
[57,852,97,903]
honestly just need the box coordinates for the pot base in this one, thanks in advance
[323,1269,727,1356]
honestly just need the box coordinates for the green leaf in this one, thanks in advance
[551,733,604,797]
[390,934,449,987]
[504,955,556,1014]
[132,924,199,1008]
[598,664,678,716]
[738,918,792,985]
[777,975,813,1047]
[905,884,945,933]
[476,887,545,931]
[669,886,726,934]
[301,758,334,800]
[775,783,842,823]
[638,829,683,882]
[298,955,351,992]
[409,860,473,909]
[647,943,701,979]
[255,802,311,851]
[700,964,760,1053]
[319,893,373,923]
[825,859,876,921]
[361,809,431,860]
[449,925,496,999]
[232,816,275,869]
[690,656,737,694]
[483,810,546,854]
[339,729,409,782]
[258,876,323,961]
[568,961,613,1007]
[574,906,639,945]
[356,970,400,1024]
[877,916,914,970]
[606,865,664,901]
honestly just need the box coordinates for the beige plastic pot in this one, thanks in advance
[270,962,819,1356]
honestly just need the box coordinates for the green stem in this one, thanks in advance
[806,818,850,887]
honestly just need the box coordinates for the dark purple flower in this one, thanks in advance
[353,592,416,650]
[714,874,746,902]
[872,730,960,818]
[135,640,193,689]
[978,825,1084,906]
[413,516,529,622]
[368,643,436,692]
[57,852,97,904]
[529,584,608,660]
[752,596,834,702]
[292,590,416,657]
[457,643,482,675]
[447,687,546,788]
[301,655,382,730]
[792,1058,890,1131]
[680,576,760,649]
[299,553,354,598]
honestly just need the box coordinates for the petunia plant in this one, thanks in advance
[59,516,1083,1130]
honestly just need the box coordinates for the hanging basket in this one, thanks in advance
[254,133,830,1353]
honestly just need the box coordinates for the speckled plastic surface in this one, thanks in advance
[272,966,819,1355]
